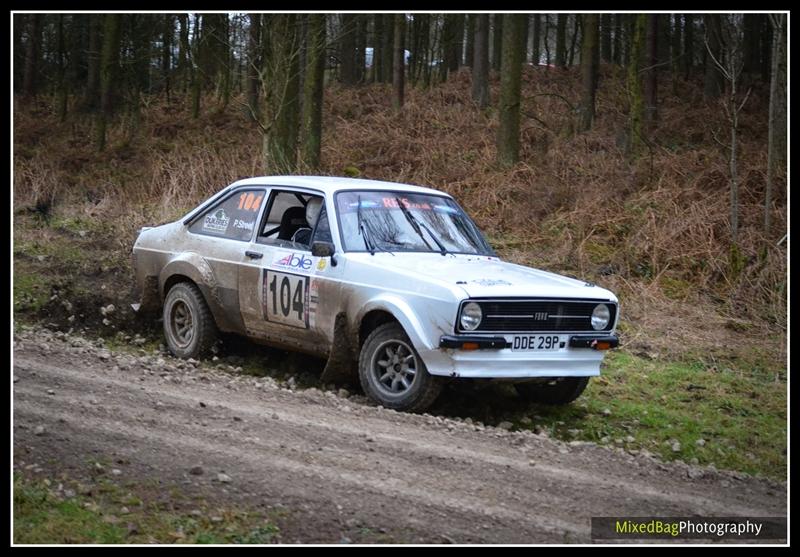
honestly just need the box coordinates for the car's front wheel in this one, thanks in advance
[358,323,442,413]
[514,377,590,405]
[163,282,218,359]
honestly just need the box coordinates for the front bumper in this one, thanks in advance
[422,333,618,379]
[439,333,618,350]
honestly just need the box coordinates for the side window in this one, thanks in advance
[257,191,326,250]
[311,206,333,244]
[188,188,264,242]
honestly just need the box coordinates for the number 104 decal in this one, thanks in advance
[262,270,309,328]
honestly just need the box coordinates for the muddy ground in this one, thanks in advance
[13,327,787,544]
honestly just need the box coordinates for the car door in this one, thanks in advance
[185,186,267,334]
[238,187,337,356]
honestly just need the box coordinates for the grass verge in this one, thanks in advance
[13,474,281,544]
[436,350,786,480]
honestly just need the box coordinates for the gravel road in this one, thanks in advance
[12,328,787,544]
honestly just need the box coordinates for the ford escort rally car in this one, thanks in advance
[132,176,619,412]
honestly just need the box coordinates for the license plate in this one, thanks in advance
[510,335,565,351]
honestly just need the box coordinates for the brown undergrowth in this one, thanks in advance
[13,64,787,363]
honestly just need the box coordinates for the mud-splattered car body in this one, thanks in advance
[133,176,619,410]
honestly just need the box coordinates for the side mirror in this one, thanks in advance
[311,241,336,258]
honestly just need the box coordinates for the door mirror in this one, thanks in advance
[311,241,336,258]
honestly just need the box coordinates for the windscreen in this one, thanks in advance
[335,191,494,255]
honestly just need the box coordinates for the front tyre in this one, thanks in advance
[358,323,442,413]
[514,377,590,405]
[163,282,218,359]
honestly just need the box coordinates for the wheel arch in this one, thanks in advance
[353,295,436,354]
[159,255,230,331]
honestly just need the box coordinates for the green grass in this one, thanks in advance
[507,351,787,480]
[13,273,52,313]
[13,474,281,544]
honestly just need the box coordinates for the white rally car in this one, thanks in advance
[132,176,619,412]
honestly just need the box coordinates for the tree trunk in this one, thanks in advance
[531,14,540,65]
[22,14,43,101]
[496,14,525,168]
[439,14,455,82]
[373,14,383,83]
[622,15,633,67]
[760,15,773,83]
[217,15,231,110]
[555,14,567,68]
[471,14,489,108]
[626,14,646,157]
[612,14,622,64]
[682,14,693,79]
[262,14,301,174]
[670,14,682,94]
[544,15,551,66]
[302,14,326,171]
[764,13,786,236]
[355,15,367,83]
[95,13,121,150]
[465,15,475,69]
[177,14,189,94]
[339,14,357,86]
[600,13,612,63]
[729,73,739,246]
[703,14,724,99]
[246,14,261,122]
[644,14,658,124]
[578,14,599,132]
[162,14,173,102]
[382,14,394,84]
[413,14,430,86]
[657,11,670,68]
[84,15,101,110]
[392,14,405,111]
[742,14,759,75]
[457,14,466,66]
[568,14,580,67]
[55,15,68,121]
[448,14,464,70]
[491,14,503,72]
[191,14,203,118]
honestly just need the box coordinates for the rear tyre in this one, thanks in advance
[514,377,590,405]
[359,323,442,413]
[163,282,218,359]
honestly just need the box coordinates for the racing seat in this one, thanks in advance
[277,206,309,240]
[291,197,324,246]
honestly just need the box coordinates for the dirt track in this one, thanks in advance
[13,329,787,544]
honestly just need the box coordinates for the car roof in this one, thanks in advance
[229,176,452,198]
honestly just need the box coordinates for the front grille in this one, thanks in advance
[462,299,617,333]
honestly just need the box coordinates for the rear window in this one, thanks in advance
[188,188,265,242]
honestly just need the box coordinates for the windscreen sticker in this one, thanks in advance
[203,209,230,233]
[381,197,432,210]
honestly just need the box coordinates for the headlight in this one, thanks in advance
[460,302,482,331]
[591,304,611,330]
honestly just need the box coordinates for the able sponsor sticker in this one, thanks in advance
[272,250,315,272]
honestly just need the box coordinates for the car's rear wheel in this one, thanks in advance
[514,377,590,405]
[163,282,218,359]
[358,323,442,413]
